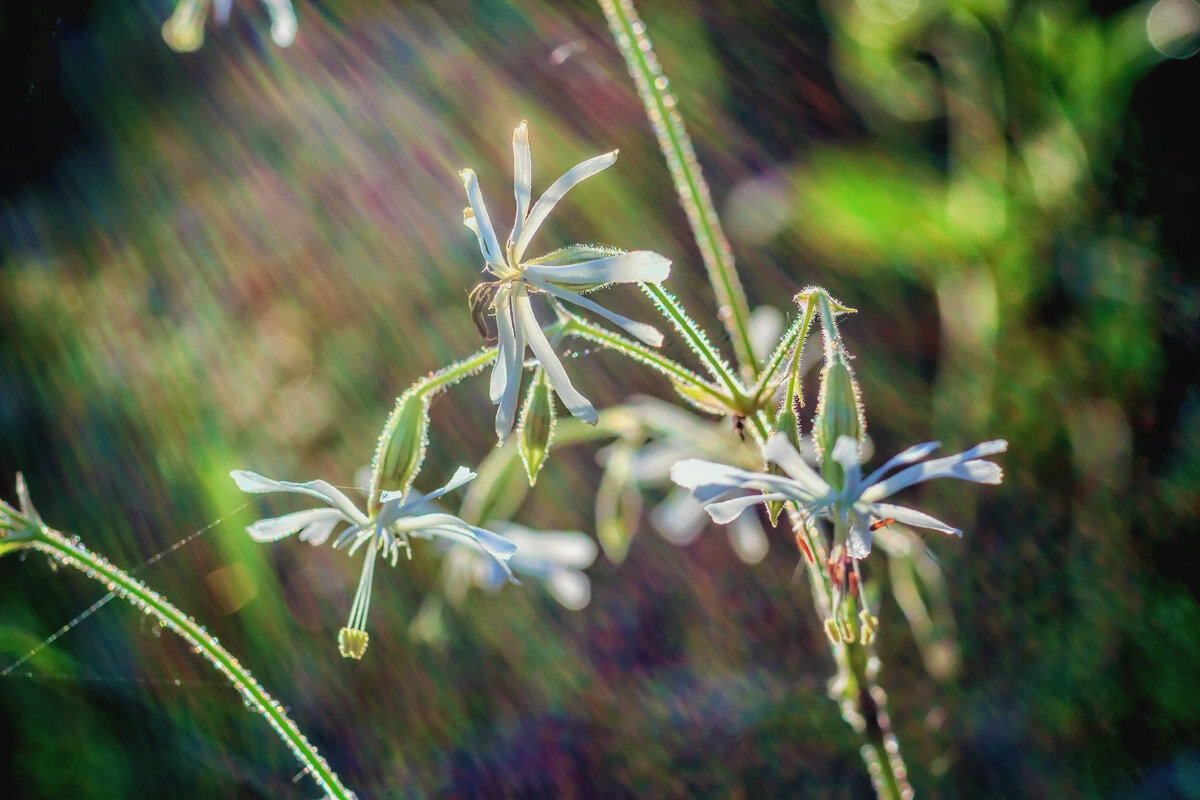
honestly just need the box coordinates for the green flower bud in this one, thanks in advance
[813,353,865,491]
[596,441,643,563]
[368,387,431,514]
[517,369,556,486]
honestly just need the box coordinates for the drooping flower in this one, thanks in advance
[443,524,599,611]
[162,0,297,53]
[615,396,771,564]
[231,466,515,658]
[671,434,1008,559]
[460,122,672,441]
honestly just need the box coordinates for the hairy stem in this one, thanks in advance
[598,0,757,377]
[1,497,355,800]
[641,283,745,401]
[562,310,734,411]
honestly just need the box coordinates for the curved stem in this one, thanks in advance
[2,510,354,800]
[561,310,734,411]
[641,283,745,401]
[598,0,757,377]
[754,291,819,407]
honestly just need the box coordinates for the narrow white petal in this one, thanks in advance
[765,436,832,497]
[460,168,504,266]
[670,459,821,504]
[502,528,598,569]
[490,293,517,401]
[382,466,477,514]
[862,441,943,488]
[863,439,1008,500]
[846,508,873,559]
[512,149,618,263]
[400,515,520,560]
[547,570,591,610]
[510,121,532,246]
[262,0,297,46]
[230,470,366,524]
[705,492,786,524]
[872,502,962,536]
[513,289,597,424]
[524,251,671,286]
[729,513,769,565]
[418,466,477,505]
[245,508,346,543]
[649,490,708,545]
[831,436,864,485]
[527,276,663,346]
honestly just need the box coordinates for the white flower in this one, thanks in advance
[231,466,515,656]
[616,397,771,564]
[162,0,297,52]
[671,435,1008,559]
[444,524,599,611]
[460,122,672,441]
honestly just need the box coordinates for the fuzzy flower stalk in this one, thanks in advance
[461,122,671,442]
[232,467,516,659]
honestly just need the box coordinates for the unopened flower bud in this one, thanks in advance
[369,388,431,514]
[814,353,864,491]
[518,369,556,486]
[596,442,643,563]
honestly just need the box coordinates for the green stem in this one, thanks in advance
[641,283,745,401]
[753,291,820,407]
[1,501,354,799]
[414,345,498,396]
[598,0,757,377]
[561,310,734,411]
[784,507,911,800]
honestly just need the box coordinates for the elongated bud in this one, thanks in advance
[596,442,643,563]
[813,352,864,491]
[369,387,431,514]
[517,369,556,486]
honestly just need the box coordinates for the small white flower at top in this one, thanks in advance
[162,0,297,52]
[460,122,672,442]
[671,434,1008,559]
[231,466,516,658]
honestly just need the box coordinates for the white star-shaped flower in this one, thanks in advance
[671,435,1008,559]
[460,122,671,441]
[231,466,515,657]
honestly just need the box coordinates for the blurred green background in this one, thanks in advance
[2,0,1199,797]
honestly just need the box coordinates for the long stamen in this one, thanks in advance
[338,542,377,659]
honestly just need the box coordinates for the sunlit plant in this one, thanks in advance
[1,1,1069,798]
